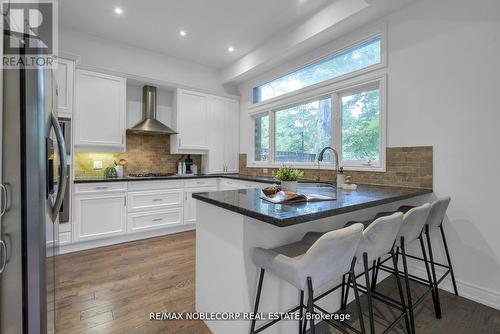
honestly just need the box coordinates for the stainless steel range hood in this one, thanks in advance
[128,86,178,134]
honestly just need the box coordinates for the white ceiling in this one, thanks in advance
[59,0,332,69]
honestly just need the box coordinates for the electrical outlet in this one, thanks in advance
[263,168,268,174]
[93,161,103,169]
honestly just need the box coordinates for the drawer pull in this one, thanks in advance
[196,181,204,184]
[152,218,163,222]
[95,186,109,190]
[152,198,163,202]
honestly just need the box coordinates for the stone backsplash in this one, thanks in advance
[74,133,202,178]
[239,146,433,189]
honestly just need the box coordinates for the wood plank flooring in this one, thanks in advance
[56,231,500,334]
[55,231,210,334]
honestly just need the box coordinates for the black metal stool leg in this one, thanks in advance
[363,253,375,334]
[307,277,315,334]
[425,225,442,319]
[250,269,265,334]
[370,259,378,291]
[342,274,350,310]
[391,248,412,334]
[340,274,347,310]
[419,235,438,313]
[440,224,459,296]
[299,290,304,334]
[400,237,416,334]
[350,257,366,334]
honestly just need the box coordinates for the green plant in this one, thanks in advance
[273,166,304,182]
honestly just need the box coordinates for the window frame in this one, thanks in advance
[250,74,387,172]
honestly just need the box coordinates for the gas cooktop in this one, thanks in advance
[127,173,176,178]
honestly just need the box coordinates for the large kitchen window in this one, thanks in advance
[253,36,382,103]
[252,79,385,171]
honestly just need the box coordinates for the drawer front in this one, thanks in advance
[59,232,72,245]
[74,182,127,194]
[184,178,217,188]
[127,189,183,212]
[128,208,183,232]
[127,180,183,191]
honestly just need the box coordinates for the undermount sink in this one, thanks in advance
[298,182,336,189]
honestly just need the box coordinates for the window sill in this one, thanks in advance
[248,162,386,173]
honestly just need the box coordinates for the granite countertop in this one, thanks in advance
[73,174,280,184]
[192,184,432,227]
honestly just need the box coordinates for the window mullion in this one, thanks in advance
[331,93,342,162]
[269,111,276,164]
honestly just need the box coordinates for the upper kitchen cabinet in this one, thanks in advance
[54,58,75,117]
[171,89,209,153]
[203,96,240,174]
[74,69,127,151]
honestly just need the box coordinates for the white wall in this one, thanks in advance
[238,0,500,308]
[59,27,235,96]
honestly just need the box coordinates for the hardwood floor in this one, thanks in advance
[56,231,500,334]
[55,231,210,334]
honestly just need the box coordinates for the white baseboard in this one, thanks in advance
[59,224,196,254]
[408,263,500,311]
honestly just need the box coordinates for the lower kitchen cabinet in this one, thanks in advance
[127,208,183,232]
[73,192,127,242]
[184,186,218,225]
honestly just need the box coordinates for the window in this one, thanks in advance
[275,98,332,163]
[254,114,269,161]
[252,80,385,170]
[341,88,380,163]
[253,36,381,103]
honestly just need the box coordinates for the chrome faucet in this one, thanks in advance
[317,146,340,187]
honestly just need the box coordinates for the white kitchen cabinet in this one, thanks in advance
[184,186,217,225]
[74,69,126,151]
[203,97,240,174]
[224,99,239,173]
[127,208,183,233]
[73,192,127,242]
[171,89,209,153]
[54,58,74,117]
[127,189,184,213]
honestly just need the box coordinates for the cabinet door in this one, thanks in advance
[206,96,226,173]
[224,99,239,173]
[176,90,209,150]
[73,193,126,242]
[184,187,217,224]
[74,70,126,150]
[54,58,74,116]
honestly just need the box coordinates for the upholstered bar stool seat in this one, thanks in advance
[250,224,365,334]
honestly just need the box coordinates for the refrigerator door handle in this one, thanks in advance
[50,113,68,221]
[0,183,7,217]
[0,239,7,274]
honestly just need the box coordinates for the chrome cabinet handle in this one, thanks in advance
[50,113,68,221]
[0,239,7,274]
[0,184,7,217]
[152,198,163,202]
[152,218,163,222]
[95,186,109,190]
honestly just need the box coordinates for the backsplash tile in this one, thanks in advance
[239,146,433,189]
[74,133,202,178]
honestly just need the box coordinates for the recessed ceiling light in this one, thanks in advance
[179,30,187,37]
[114,7,123,15]
[228,46,235,52]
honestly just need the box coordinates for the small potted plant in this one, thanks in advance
[273,166,304,193]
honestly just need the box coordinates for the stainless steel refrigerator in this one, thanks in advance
[0,32,68,333]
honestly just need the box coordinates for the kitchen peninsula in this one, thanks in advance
[193,184,432,334]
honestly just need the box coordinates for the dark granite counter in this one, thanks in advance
[73,174,279,184]
[192,185,432,227]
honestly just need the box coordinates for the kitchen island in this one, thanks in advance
[193,184,432,334]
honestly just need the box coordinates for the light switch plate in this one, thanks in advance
[93,161,103,169]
